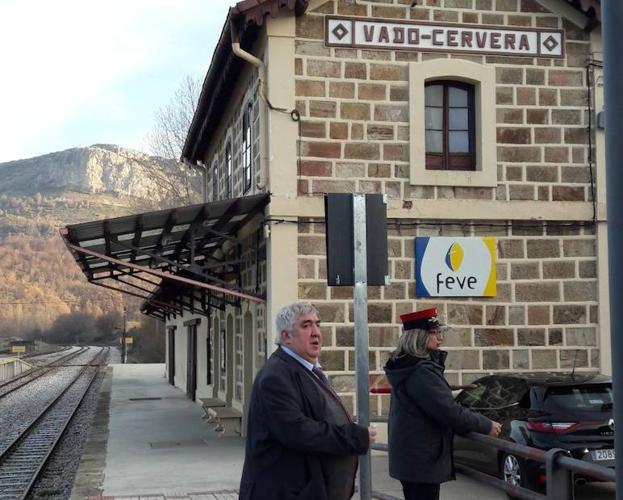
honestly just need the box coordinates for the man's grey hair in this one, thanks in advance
[390,328,431,359]
[274,302,319,345]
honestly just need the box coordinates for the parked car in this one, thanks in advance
[453,373,614,492]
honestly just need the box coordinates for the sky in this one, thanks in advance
[0,0,234,163]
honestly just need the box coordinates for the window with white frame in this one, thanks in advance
[410,59,496,187]
[225,141,233,198]
[212,159,218,201]
[242,102,253,193]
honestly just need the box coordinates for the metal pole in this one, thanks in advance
[602,4,623,499]
[122,305,127,364]
[353,194,371,500]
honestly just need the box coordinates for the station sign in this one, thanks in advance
[415,237,496,297]
[326,17,564,58]
[11,345,26,353]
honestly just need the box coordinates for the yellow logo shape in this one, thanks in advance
[445,242,464,272]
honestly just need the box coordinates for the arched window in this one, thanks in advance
[425,81,475,171]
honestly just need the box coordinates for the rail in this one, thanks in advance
[368,415,615,500]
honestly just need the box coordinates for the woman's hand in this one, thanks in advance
[488,421,502,437]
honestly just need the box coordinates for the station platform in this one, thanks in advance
[72,363,610,500]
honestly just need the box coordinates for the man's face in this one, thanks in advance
[282,312,322,363]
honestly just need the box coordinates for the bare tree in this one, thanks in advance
[148,76,201,160]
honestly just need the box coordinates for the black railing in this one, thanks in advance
[368,416,615,500]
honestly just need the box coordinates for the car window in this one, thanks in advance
[543,384,612,412]
[457,377,529,409]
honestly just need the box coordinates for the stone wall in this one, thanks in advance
[298,219,598,413]
[295,0,593,201]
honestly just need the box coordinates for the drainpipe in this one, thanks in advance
[230,17,273,191]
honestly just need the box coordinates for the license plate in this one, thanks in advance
[592,449,615,461]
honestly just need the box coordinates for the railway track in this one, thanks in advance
[0,347,108,499]
[0,347,89,399]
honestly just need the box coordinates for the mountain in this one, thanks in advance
[0,145,201,338]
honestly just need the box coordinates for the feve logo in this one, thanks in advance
[415,237,496,297]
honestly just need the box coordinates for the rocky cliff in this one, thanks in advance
[0,145,201,337]
[0,144,196,203]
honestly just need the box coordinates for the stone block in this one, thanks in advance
[316,303,346,323]
[474,328,514,346]
[532,349,557,369]
[307,60,341,78]
[375,104,409,122]
[497,127,531,144]
[298,258,316,279]
[498,239,525,259]
[509,306,525,325]
[335,162,365,178]
[518,328,546,346]
[528,305,550,325]
[563,281,597,302]
[539,88,558,106]
[336,326,354,347]
[578,261,596,278]
[384,282,407,300]
[553,186,585,201]
[344,143,380,160]
[544,147,570,163]
[341,102,370,120]
[563,239,595,257]
[483,350,510,370]
[445,350,480,370]
[369,326,399,347]
[560,89,588,107]
[548,328,563,345]
[509,185,535,201]
[542,261,575,279]
[298,235,326,255]
[552,109,582,125]
[526,239,560,258]
[513,349,530,369]
[358,83,387,100]
[498,146,541,162]
[321,349,346,371]
[564,127,589,144]
[548,70,584,87]
[370,64,408,81]
[296,15,324,39]
[511,262,540,279]
[515,282,560,302]
[345,62,367,80]
[368,163,392,178]
[330,122,348,140]
[559,349,588,368]
[534,128,562,144]
[309,101,337,118]
[526,165,558,182]
[553,304,586,324]
[301,121,326,138]
[566,327,597,347]
[383,144,408,161]
[527,109,548,125]
[497,108,524,124]
[298,282,327,300]
[312,179,356,193]
[349,303,392,324]
[496,67,523,84]
[526,68,545,85]
[496,87,514,105]
[485,305,506,326]
[390,85,409,101]
[443,327,471,347]
[329,81,355,99]
[367,125,394,141]
[371,5,407,18]
[447,304,483,325]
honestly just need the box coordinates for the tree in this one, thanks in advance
[140,76,204,206]
[148,76,201,160]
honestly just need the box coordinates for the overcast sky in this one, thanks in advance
[0,0,233,163]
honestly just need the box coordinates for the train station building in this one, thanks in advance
[64,0,606,435]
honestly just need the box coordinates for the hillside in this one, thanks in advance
[0,145,201,337]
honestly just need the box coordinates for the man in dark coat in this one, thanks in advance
[239,302,375,500]
[384,308,501,500]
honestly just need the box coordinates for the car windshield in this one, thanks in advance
[543,384,612,412]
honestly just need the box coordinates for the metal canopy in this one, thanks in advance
[61,193,269,320]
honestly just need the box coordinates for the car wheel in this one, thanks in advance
[501,453,539,497]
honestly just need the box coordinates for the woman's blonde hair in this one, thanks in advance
[391,328,431,359]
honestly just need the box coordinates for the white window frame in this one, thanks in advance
[242,102,253,193]
[409,59,497,187]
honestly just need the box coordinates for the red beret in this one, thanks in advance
[400,308,442,331]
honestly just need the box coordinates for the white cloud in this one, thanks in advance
[0,0,232,162]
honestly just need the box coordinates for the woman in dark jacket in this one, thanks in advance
[384,308,501,500]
